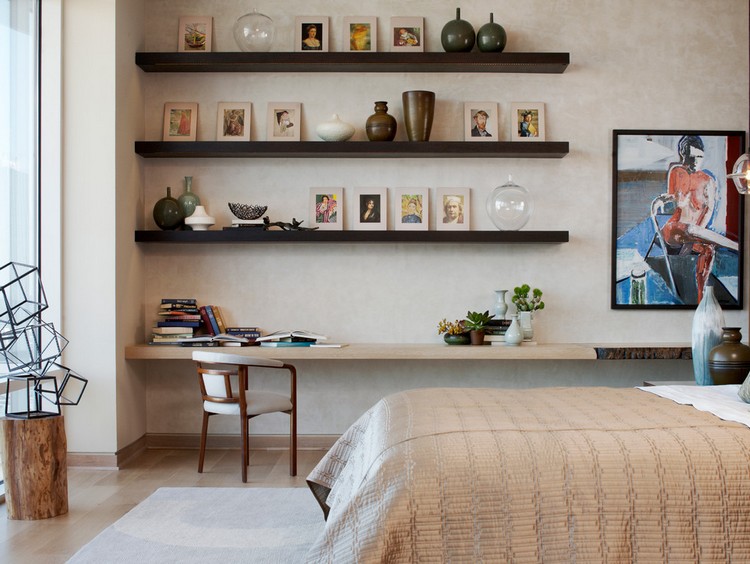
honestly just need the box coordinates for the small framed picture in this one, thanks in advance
[464,102,498,141]
[395,188,429,231]
[353,188,387,231]
[437,188,470,231]
[267,103,301,141]
[343,16,377,52]
[510,102,546,141]
[216,102,251,141]
[163,102,198,142]
[390,17,424,52]
[295,16,329,52]
[310,188,343,231]
[177,16,212,52]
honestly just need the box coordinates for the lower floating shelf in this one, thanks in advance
[134,230,570,244]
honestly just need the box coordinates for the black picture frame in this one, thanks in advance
[611,129,745,309]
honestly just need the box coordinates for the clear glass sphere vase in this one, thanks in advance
[486,175,534,230]
[233,9,274,52]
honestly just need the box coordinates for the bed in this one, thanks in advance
[306,386,750,562]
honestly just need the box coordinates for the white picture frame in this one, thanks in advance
[510,102,546,141]
[394,188,429,231]
[216,102,251,141]
[343,16,377,52]
[162,102,198,142]
[266,102,301,141]
[310,188,343,231]
[437,188,470,231]
[389,17,424,52]
[295,16,329,52]
[177,16,212,52]
[464,102,498,142]
[352,187,387,231]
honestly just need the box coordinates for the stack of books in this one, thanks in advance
[484,319,512,345]
[198,304,229,336]
[181,326,261,347]
[222,326,262,346]
[150,298,202,345]
[256,330,327,347]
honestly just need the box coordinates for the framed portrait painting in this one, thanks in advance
[216,102,251,141]
[395,188,429,231]
[177,16,212,52]
[163,102,198,141]
[266,102,300,141]
[352,188,387,231]
[310,188,343,231]
[464,102,498,142]
[510,102,545,141]
[611,129,745,309]
[436,188,470,231]
[295,16,329,52]
[343,16,377,52]
[390,17,424,52]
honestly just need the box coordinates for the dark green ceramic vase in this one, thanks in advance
[707,327,750,385]
[477,13,506,53]
[441,8,475,52]
[153,186,184,230]
[365,101,397,141]
[444,333,471,345]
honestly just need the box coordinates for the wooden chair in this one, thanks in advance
[192,350,297,482]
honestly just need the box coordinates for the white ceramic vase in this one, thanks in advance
[494,289,508,320]
[184,205,215,231]
[519,311,534,341]
[315,114,355,142]
[692,285,724,385]
[505,314,523,346]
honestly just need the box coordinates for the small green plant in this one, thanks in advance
[512,284,545,312]
[437,318,467,335]
[463,310,495,331]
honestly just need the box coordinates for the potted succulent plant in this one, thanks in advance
[511,285,544,340]
[437,318,470,345]
[464,310,495,345]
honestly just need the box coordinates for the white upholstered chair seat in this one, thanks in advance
[203,390,292,416]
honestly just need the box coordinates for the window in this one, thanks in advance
[0,0,42,497]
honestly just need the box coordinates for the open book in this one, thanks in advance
[179,333,249,344]
[255,330,328,342]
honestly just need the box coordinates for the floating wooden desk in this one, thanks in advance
[124,343,692,361]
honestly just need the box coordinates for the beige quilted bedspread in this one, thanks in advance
[306,387,750,563]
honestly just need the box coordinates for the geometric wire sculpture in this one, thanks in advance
[0,262,86,418]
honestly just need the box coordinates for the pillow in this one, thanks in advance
[738,372,750,403]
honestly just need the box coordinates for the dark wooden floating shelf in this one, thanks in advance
[135,141,569,159]
[135,230,570,244]
[135,51,570,74]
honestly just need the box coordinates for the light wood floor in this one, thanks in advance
[0,447,327,563]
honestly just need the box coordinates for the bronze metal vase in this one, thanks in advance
[402,90,435,142]
[365,101,397,141]
[707,327,750,385]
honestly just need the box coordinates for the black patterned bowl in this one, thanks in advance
[228,203,267,220]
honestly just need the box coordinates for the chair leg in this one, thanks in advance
[289,410,297,476]
[241,414,249,483]
[198,411,209,473]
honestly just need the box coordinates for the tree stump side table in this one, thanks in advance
[0,415,68,519]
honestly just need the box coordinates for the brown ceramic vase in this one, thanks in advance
[402,90,435,141]
[707,327,750,385]
[365,101,397,141]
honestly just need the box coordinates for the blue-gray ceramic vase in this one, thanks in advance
[691,284,724,385]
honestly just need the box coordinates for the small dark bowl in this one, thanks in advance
[228,203,267,220]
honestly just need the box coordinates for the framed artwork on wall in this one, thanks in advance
[177,16,212,52]
[343,16,377,52]
[352,187,387,230]
[437,188,470,231]
[394,188,429,231]
[389,17,424,52]
[310,188,343,231]
[266,102,301,141]
[464,102,498,141]
[611,129,745,309]
[295,16,329,52]
[216,102,251,141]
[510,102,545,141]
[162,102,198,141]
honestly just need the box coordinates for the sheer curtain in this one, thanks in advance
[0,0,41,496]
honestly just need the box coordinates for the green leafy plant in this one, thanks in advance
[437,318,467,335]
[512,284,545,312]
[463,310,495,331]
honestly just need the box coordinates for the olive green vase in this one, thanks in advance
[441,8,475,53]
[153,186,184,230]
[477,13,507,53]
[177,176,201,218]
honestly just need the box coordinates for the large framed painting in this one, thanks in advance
[611,130,745,309]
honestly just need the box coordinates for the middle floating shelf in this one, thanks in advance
[134,141,570,159]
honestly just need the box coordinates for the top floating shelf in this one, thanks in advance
[135,51,570,74]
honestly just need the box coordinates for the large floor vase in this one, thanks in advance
[692,285,724,385]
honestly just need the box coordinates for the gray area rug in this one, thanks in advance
[67,487,325,563]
